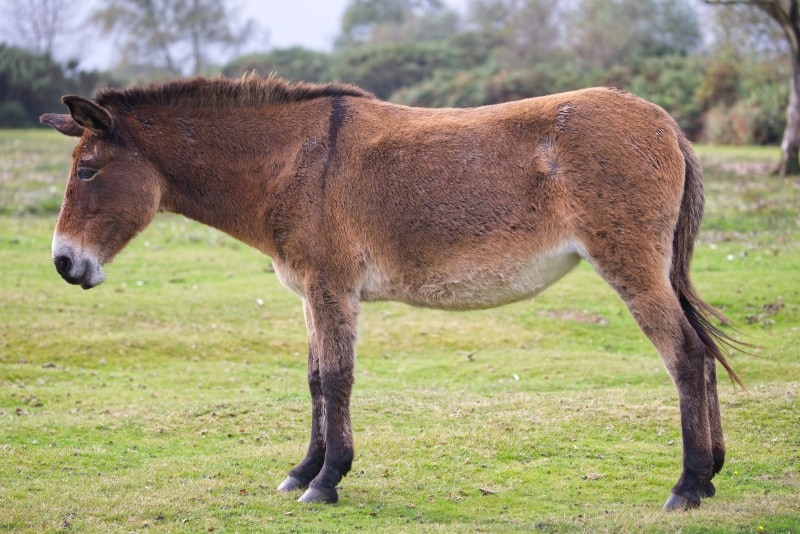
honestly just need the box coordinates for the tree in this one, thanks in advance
[568,0,701,69]
[1,0,76,58]
[466,0,564,68]
[336,0,458,49]
[703,0,800,176]
[92,0,258,76]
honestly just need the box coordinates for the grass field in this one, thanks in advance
[1,130,798,532]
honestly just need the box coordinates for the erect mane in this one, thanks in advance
[94,74,375,112]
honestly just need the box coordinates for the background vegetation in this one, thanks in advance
[0,0,793,145]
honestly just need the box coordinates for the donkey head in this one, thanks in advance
[41,97,163,289]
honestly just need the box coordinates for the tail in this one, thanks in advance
[672,133,746,389]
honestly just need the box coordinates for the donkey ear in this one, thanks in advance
[62,96,113,136]
[40,113,85,137]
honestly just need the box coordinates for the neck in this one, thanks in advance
[130,99,332,256]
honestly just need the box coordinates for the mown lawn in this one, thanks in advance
[1,131,798,532]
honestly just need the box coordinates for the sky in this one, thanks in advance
[66,0,470,71]
[246,0,351,52]
[238,0,469,50]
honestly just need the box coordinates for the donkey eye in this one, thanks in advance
[76,168,97,181]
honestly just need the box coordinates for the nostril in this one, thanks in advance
[54,255,72,276]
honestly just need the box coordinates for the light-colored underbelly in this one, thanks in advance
[360,241,582,310]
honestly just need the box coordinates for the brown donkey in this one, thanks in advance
[41,75,742,510]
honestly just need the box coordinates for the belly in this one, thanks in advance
[360,242,582,310]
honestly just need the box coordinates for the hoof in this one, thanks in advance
[298,486,338,504]
[277,476,305,492]
[663,492,701,511]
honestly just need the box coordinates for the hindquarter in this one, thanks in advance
[557,92,687,287]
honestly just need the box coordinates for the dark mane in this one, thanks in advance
[94,74,375,112]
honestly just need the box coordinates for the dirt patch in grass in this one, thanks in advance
[718,161,774,175]
[540,309,608,325]
[744,298,787,326]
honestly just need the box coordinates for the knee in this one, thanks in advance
[321,370,354,398]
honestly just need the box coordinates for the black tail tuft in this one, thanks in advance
[672,132,748,390]
[679,293,747,390]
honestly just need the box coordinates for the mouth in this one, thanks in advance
[55,256,106,289]
[53,235,106,290]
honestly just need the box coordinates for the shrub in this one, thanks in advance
[0,45,67,127]
[0,45,118,127]
[222,48,331,83]
[0,100,28,128]
[331,41,473,99]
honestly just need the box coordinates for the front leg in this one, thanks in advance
[296,281,359,504]
[277,300,326,492]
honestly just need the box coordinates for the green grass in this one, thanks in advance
[694,143,782,163]
[1,131,799,532]
[0,130,75,216]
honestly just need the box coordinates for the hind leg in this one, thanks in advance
[631,284,714,509]
[592,264,715,510]
[659,313,714,511]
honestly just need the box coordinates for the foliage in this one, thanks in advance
[1,131,799,531]
[567,0,701,69]
[465,0,564,68]
[700,57,789,145]
[702,0,787,59]
[336,0,458,49]
[336,0,746,142]
[737,59,790,145]
[221,48,332,83]
[331,39,479,99]
[392,64,497,107]
[625,55,706,137]
[0,45,114,128]
[91,0,258,77]
[0,45,65,128]
[696,61,741,110]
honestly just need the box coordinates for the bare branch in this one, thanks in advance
[91,0,259,76]
[2,0,76,57]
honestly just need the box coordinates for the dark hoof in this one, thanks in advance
[298,486,338,504]
[699,481,716,499]
[662,492,701,511]
[277,476,305,492]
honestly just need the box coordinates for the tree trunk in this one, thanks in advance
[706,0,800,176]
[190,0,203,76]
[777,65,800,176]
[191,29,203,75]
